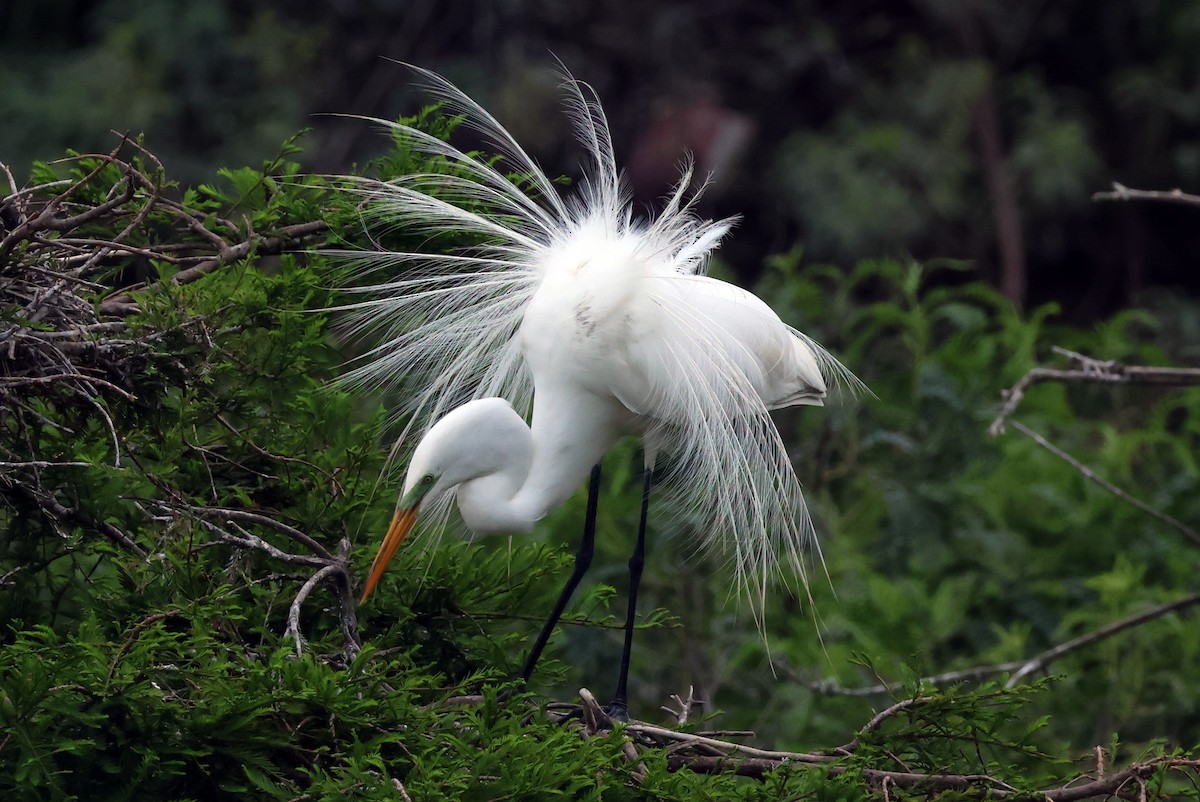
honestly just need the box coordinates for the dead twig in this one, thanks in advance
[810,591,1200,696]
[170,502,358,659]
[1008,419,1200,548]
[390,778,413,802]
[175,504,332,559]
[99,219,329,315]
[830,697,931,753]
[990,349,1200,437]
[627,720,833,765]
[286,563,344,658]
[1004,591,1200,686]
[660,685,702,725]
[1093,181,1200,208]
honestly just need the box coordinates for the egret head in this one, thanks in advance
[358,398,529,604]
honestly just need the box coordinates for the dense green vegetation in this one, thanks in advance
[1,114,1198,799]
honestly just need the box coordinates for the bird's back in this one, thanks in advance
[625,274,827,416]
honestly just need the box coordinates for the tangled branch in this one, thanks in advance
[1,136,352,660]
[150,499,362,659]
[545,688,1200,799]
[804,347,1200,698]
[1,139,323,527]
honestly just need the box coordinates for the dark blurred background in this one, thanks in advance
[3,0,1199,319]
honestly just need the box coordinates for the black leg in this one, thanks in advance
[518,463,603,683]
[607,465,653,721]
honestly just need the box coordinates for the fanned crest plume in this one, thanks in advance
[332,64,858,612]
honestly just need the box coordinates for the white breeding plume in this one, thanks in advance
[336,64,857,711]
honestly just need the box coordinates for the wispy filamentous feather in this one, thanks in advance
[331,64,857,613]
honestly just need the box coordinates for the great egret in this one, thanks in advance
[341,65,855,716]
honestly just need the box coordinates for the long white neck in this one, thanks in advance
[453,385,625,534]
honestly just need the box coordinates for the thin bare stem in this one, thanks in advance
[1010,420,1200,548]
[1093,181,1200,208]
[1005,591,1200,686]
[810,591,1200,696]
[286,563,343,658]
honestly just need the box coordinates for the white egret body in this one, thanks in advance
[339,66,856,709]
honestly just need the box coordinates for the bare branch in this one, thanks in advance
[390,778,413,802]
[418,687,1200,797]
[209,522,330,570]
[5,480,147,557]
[831,697,932,753]
[1093,181,1200,207]
[810,591,1200,696]
[333,537,362,657]
[990,353,1200,437]
[660,685,701,725]
[1005,591,1200,686]
[0,372,137,401]
[286,563,343,658]
[170,504,332,559]
[1009,420,1200,548]
[0,565,25,587]
[1046,757,1200,802]
[99,219,329,314]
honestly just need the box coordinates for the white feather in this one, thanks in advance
[333,64,860,614]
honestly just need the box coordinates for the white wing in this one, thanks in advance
[587,269,850,609]
[332,64,860,614]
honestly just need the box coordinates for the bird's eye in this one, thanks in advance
[421,474,435,485]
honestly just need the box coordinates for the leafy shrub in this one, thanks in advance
[2,120,1198,799]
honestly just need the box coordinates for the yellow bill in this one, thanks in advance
[359,505,418,604]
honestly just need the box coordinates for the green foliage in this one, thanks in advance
[0,2,320,183]
[3,111,1200,799]
[774,53,986,260]
[0,613,647,800]
[626,249,1200,757]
